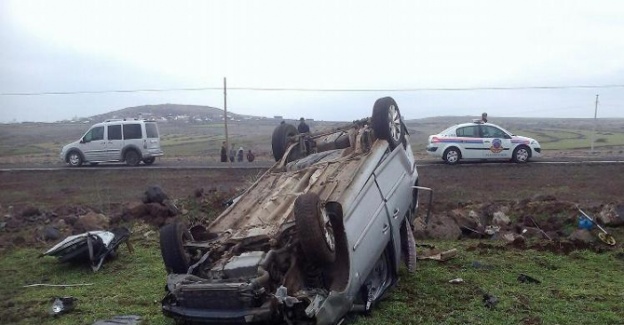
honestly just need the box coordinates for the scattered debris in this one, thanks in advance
[578,207,617,246]
[448,278,464,284]
[482,293,498,309]
[41,227,131,272]
[517,274,541,284]
[92,315,142,325]
[50,296,76,316]
[418,248,458,262]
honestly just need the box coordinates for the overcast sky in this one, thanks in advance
[2,0,624,123]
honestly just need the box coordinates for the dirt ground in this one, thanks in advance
[1,161,623,251]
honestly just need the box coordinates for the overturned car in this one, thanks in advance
[159,97,423,324]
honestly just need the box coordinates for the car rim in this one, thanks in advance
[388,105,401,142]
[321,210,335,252]
[447,151,458,163]
[69,154,79,165]
[517,149,528,162]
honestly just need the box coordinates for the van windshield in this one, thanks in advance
[145,123,159,138]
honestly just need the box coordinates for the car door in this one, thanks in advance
[345,174,391,288]
[455,125,482,159]
[373,147,414,269]
[81,126,106,162]
[106,124,123,160]
[479,125,513,159]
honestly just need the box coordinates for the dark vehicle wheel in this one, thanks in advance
[371,97,405,150]
[125,150,141,166]
[67,151,83,167]
[159,222,193,274]
[512,146,530,163]
[294,193,336,265]
[272,123,299,161]
[143,157,156,165]
[443,147,461,165]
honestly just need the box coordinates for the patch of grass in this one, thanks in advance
[2,238,622,325]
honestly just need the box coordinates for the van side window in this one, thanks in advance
[108,125,122,140]
[123,124,142,140]
[145,123,159,138]
[84,126,104,142]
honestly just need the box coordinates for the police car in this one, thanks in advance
[426,120,541,165]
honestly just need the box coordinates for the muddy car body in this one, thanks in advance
[159,97,421,324]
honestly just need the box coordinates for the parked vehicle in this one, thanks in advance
[60,119,163,167]
[426,120,541,165]
[159,97,425,324]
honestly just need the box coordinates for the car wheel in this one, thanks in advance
[294,192,336,265]
[143,157,156,165]
[400,219,417,273]
[159,222,193,274]
[67,151,83,167]
[443,147,461,165]
[512,146,530,163]
[272,123,299,161]
[125,150,141,166]
[371,97,404,150]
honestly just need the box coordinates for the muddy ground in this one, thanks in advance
[0,162,623,251]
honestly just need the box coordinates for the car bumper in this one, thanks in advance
[162,302,275,324]
[532,147,541,158]
[426,145,440,156]
[144,149,164,158]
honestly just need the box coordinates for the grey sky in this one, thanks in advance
[1,0,624,122]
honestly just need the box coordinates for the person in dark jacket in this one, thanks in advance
[298,117,310,133]
[246,149,255,162]
[481,112,488,123]
[220,142,228,162]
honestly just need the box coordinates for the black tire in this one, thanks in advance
[159,223,193,274]
[371,97,405,150]
[272,123,299,161]
[67,151,83,167]
[125,150,141,166]
[143,157,156,165]
[294,193,336,265]
[512,146,530,163]
[443,147,461,165]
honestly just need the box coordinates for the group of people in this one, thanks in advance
[220,142,255,163]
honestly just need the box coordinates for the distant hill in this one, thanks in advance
[87,104,255,123]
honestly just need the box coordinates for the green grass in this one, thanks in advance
[2,236,622,325]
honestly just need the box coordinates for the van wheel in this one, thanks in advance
[125,150,141,166]
[294,193,336,265]
[272,123,299,161]
[371,97,404,150]
[159,223,193,274]
[143,158,155,165]
[67,151,83,167]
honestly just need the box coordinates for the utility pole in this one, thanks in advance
[223,77,229,162]
[590,94,599,153]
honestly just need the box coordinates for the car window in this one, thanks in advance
[481,125,507,138]
[84,126,104,142]
[108,125,122,140]
[456,126,479,138]
[145,123,159,138]
[123,124,142,140]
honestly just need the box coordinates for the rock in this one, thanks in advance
[426,214,462,240]
[450,209,481,230]
[492,211,511,227]
[20,206,41,217]
[194,188,204,198]
[412,217,427,239]
[74,212,109,232]
[597,204,624,227]
[520,227,547,239]
[142,186,169,204]
[163,200,180,216]
[568,229,595,244]
[43,226,61,241]
[125,201,147,218]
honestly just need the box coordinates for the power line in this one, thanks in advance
[2,84,624,96]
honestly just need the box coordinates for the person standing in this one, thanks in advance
[246,149,255,162]
[481,112,488,123]
[237,146,244,162]
[298,117,310,133]
[220,142,228,162]
[229,144,236,162]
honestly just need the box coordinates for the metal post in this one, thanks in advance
[590,94,598,153]
[224,77,229,163]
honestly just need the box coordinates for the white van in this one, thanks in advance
[60,119,164,167]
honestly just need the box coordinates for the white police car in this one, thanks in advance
[426,120,541,165]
